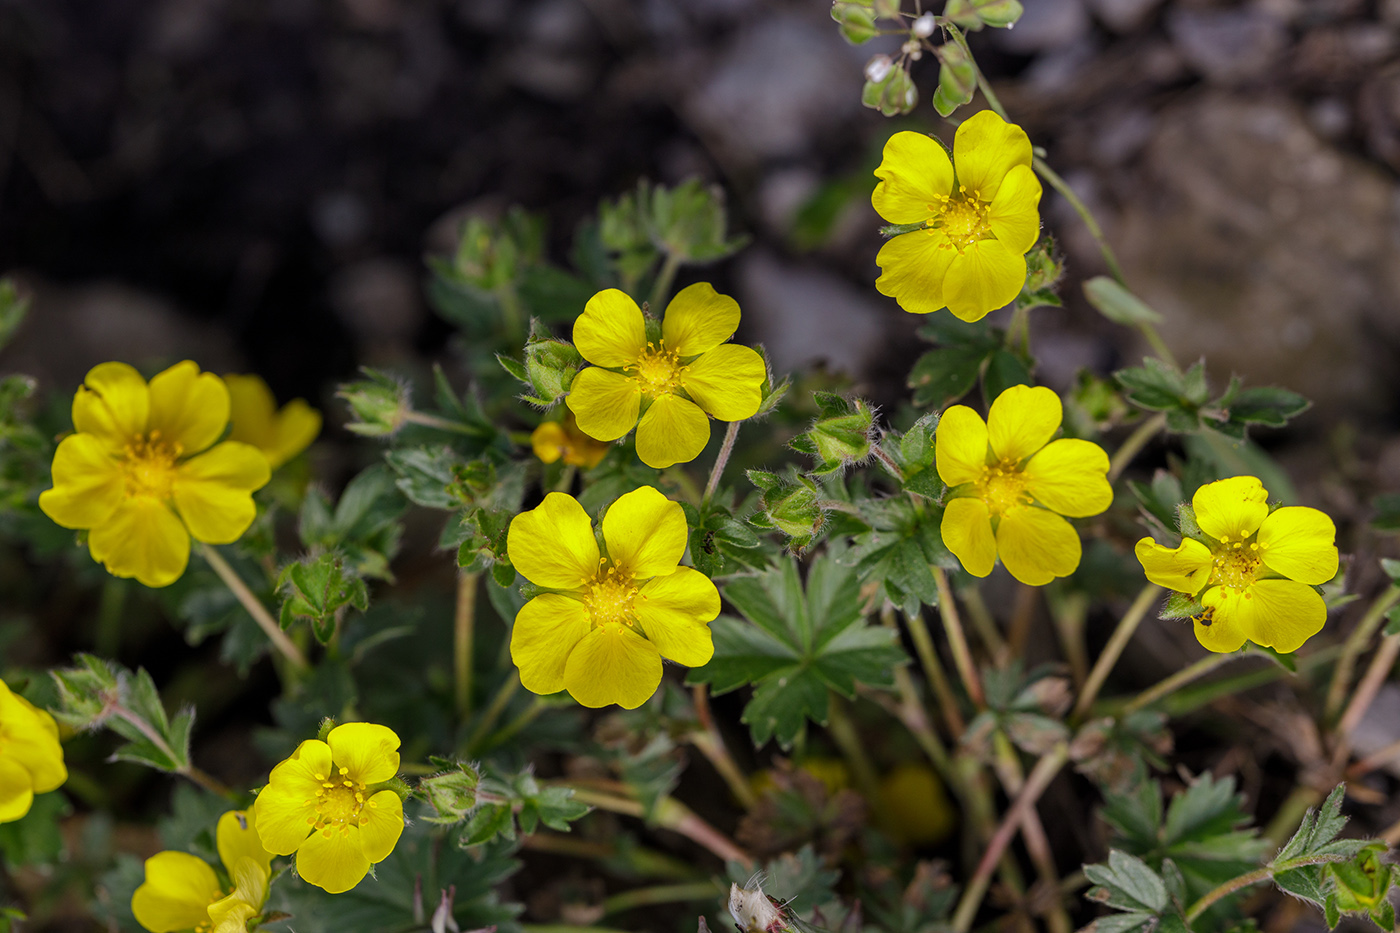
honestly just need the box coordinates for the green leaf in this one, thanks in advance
[982,350,1031,405]
[908,346,984,408]
[1084,849,1169,913]
[1084,277,1164,326]
[1226,386,1310,427]
[0,792,69,866]
[383,445,467,509]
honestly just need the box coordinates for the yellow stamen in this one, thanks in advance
[976,459,1032,517]
[928,189,993,252]
[627,341,685,398]
[584,563,640,627]
[121,430,183,500]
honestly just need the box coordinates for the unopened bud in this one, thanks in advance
[337,369,410,437]
[864,53,893,84]
[421,763,480,824]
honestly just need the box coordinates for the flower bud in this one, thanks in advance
[864,54,893,84]
[337,369,410,437]
[749,470,825,550]
[799,394,875,472]
[524,336,582,405]
[420,763,480,824]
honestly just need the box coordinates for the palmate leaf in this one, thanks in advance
[688,548,906,749]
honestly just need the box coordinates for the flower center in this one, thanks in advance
[628,342,685,398]
[308,765,371,836]
[121,430,182,500]
[977,460,1031,517]
[1210,535,1263,594]
[929,187,993,252]
[585,564,639,627]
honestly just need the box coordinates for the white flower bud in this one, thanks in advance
[864,54,893,84]
[912,12,936,37]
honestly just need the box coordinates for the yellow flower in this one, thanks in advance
[872,110,1043,321]
[0,679,66,824]
[132,809,273,933]
[251,722,404,894]
[565,284,766,469]
[38,361,271,588]
[531,413,610,469]
[936,384,1111,585]
[875,762,955,847]
[508,486,719,709]
[1136,476,1338,654]
[224,373,322,470]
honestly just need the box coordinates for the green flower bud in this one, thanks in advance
[832,0,878,43]
[420,763,481,824]
[1023,237,1063,293]
[337,369,410,437]
[524,335,582,405]
[1330,846,1392,913]
[800,393,875,472]
[749,470,825,549]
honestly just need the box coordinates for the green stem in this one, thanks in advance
[110,706,237,801]
[703,420,741,505]
[649,252,683,311]
[454,571,480,720]
[1121,651,1243,715]
[402,409,488,437]
[199,543,309,671]
[1108,414,1167,482]
[1184,867,1273,922]
[826,694,882,800]
[690,684,757,809]
[566,785,753,867]
[1047,590,1090,688]
[1072,584,1161,719]
[1324,584,1400,723]
[478,689,542,751]
[601,881,721,917]
[906,609,967,736]
[934,568,985,707]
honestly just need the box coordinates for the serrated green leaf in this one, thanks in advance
[1227,386,1310,427]
[1085,849,1169,913]
[909,346,986,408]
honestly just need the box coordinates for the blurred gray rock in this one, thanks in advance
[1166,6,1288,85]
[1086,0,1165,34]
[996,0,1091,54]
[329,258,424,358]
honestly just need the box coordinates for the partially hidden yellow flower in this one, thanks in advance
[132,809,272,933]
[565,284,766,469]
[531,413,610,469]
[872,109,1042,321]
[1136,476,1338,654]
[38,361,271,587]
[252,722,404,894]
[508,486,719,709]
[0,678,66,824]
[224,373,322,470]
[936,384,1111,585]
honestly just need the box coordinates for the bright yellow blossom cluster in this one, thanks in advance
[567,284,766,469]
[508,486,719,709]
[1136,476,1338,653]
[39,364,319,588]
[132,809,272,933]
[531,412,611,469]
[0,678,66,825]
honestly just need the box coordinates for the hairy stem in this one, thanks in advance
[454,571,480,720]
[703,420,741,505]
[199,543,308,671]
[600,881,722,917]
[1121,651,1243,715]
[567,785,753,868]
[934,567,985,708]
[1073,584,1161,719]
[905,608,967,736]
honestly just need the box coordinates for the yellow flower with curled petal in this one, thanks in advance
[224,373,322,470]
[566,284,766,469]
[38,361,271,587]
[132,809,272,933]
[531,413,610,469]
[251,722,404,895]
[873,110,1042,321]
[1136,476,1338,654]
[936,384,1111,585]
[0,678,66,824]
[508,486,719,709]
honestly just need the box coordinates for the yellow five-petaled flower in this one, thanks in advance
[936,385,1111,585]
[872,109,1043,321]
[252,722,405,894]
[132,809,272,933]
[508,486,720,709]
[1136,476,1338,654]
[0,678,66,825]
[566,284,766,469]
[39,361,271,587]
[531,413,611,469]
[224,373,322,470]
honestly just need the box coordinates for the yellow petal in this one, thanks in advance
[147,361,231,455]
[1022,438,1111,517]
[601,486,688,578]
[987,384,1061,464]
[1134,537,1212,594]
[254,739,332,855]
[209,856,268,924]
[987,164,1042,256]
[131,851,222,933]
[563,625,663,709]
[941,497,996,578]
[39,433,124,529]
[172,443,270,544]
[357,789,404,864]
[72,361,150,450]
[872,131,954,225]
[507,492,601,589]
[327,722,401,785]
[0,758,34,824]
[635,394,709,469]
[662,282,741,357]
[511,594,592,696]
[995,507,1080,586]
[943,238,1026,323]
[679,344,766,422]
[216,810,272,878]
[268,399,321,467]
[531,422,567,464]
[88,497,190,588]
[875,230,957,315]
[635,567,719,666]
[1202,579,1326,654]
[935,405,989,487]
[567,367,641,442]
[1190,587,1249,653]
[951,109,1033,200]
[224,374,278,448]
[1257,506,1338,585]
[0,689,66,794]
[1192,476,1268,542]
[574,288,646,367]
[296,824,371,894]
